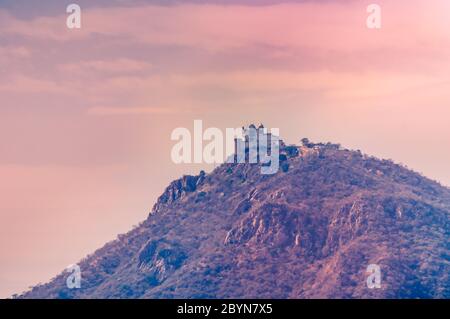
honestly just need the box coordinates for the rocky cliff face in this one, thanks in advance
[19,142,450,298]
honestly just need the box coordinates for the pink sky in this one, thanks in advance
[1,0,450,298]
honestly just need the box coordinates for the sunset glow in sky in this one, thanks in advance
[1,0,450,298]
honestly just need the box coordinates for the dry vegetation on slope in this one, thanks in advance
[19,141,450,299]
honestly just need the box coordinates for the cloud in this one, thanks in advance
[2,1,450,78]
[2,1,449,54]
[0,46,31,59]
[59,59,153,75]
[0,75,76,95]
[87,106,184,115]
[104,70,441,101]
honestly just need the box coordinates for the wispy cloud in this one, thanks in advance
[87,106,187,115]
[59,59,153,75]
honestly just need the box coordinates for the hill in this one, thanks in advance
[19,140,450,298]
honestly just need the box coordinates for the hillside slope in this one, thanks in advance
[19,142,450,298]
